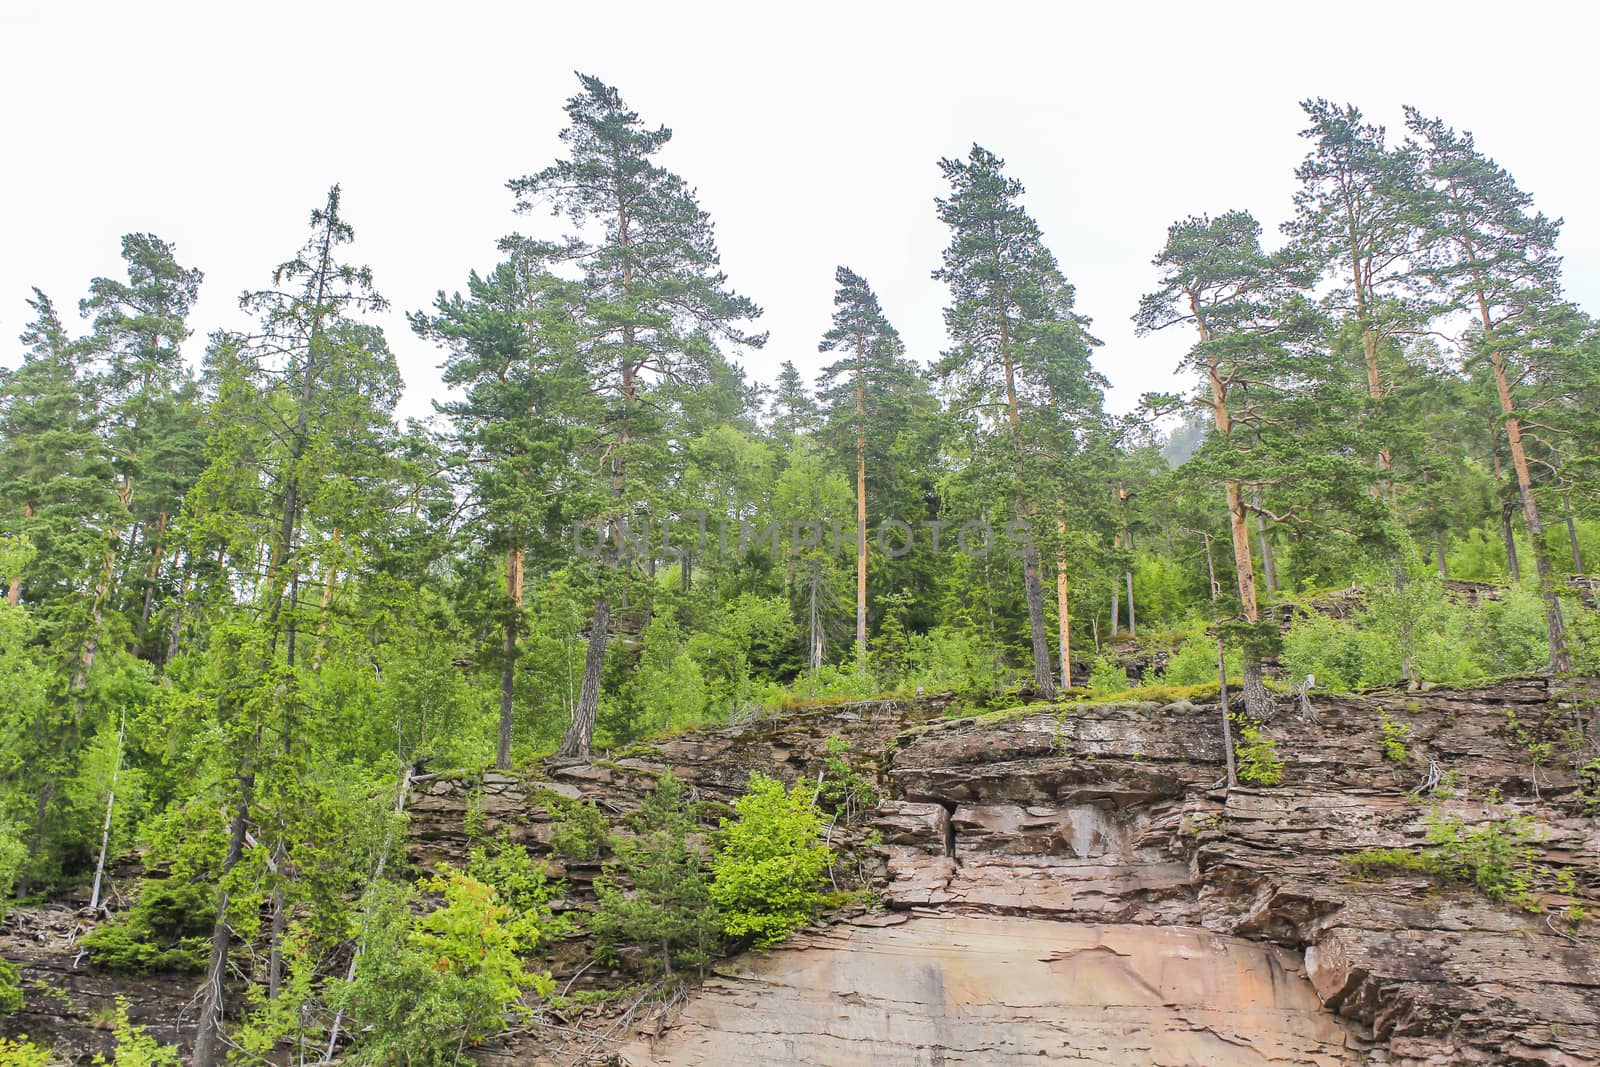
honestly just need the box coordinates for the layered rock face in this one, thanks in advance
[618,916,1357,1066]
[6,680,1597,1064]
[598,681,1598,1066]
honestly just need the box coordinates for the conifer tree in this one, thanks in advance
[414,255,596,768]
[769,359,820,441]
[191,186,392,1067]
[508,73,763,758]
[1138,213,1296,715]
[74,235,201,701]
[1408,110,1582,672]
[1286,100,1426,494]
[934,146,1100,697]
[817,267,917,672]
[0,290,114,612]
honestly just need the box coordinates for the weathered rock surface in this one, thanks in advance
[619,914,1361,1066]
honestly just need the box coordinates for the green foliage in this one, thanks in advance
[0,1036,52,1066]
[1379,710,1411,762]
[1281,612,1401,691]
[1425,811,1540,906]
[547,798,610,863]
[83,876,215,973]
[90,997,181,1066]
[467,838,567,948]
[816,735,881,822]
[1151,625,1242,687]
[1346,811,1544,910]
[1087,654,1129,696]
[336,867,552,1067]
[1233,718,1284,786]
[710,773,832,948]
[590,771,720,974]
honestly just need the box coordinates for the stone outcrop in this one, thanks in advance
[619,915,1359,1066]
[606,679,1599,1066]
[6,679,1597,1065]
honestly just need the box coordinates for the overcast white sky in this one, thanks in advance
[3,1,1597,423]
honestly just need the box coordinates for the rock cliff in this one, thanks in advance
[6,678,1598,1065]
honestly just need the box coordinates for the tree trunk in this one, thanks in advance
[193,781,252,1067]
[7,502,32,605]
[1020,538,1054,696]
[498,547,524,770]
[1566,508,1585,576]
[1252,488,1277,595]
[1225,479,1271,717]
[1124,570,1136,639]
[135,510,169,648]
[559,597,610,759]
[1489,349,1570,672]
[997,314,1053,698]
[854,337,868,673]
[1055,513,1071,690]
[1109,544,1120,638]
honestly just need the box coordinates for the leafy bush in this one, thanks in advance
[90,997,181,1066]
[1473,582,1553,676]
[1345,811,1542,910]
[467,838,566,948]
[710,773,832,948]
[1280,612,1399,691]
[898,625,1002,695]
[1425,811,1539,905]
[336,867,552,1067]
[1572,606,1600,674]
[83,876,215,973]
[1087,655,1129,696]
[590,771,720,974]
[1151,627,1241,688]
[547,799,610,863]
[816,735,880,822]
[1378,710,1410,763]
[1233,718,1284,786]
[0,1036,51,1066]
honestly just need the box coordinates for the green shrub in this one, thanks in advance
[1425,811,1539,905]
[336,867,553,1067]
[467,838,567,948]
[1378,711,1410,763]
[1087,655,1129,696]
[1280,612,1399,691]
[1151,623,1244,688]
[816,735,880,822]
[590,771,720,975]
[1233,718,1284,786]
[1343,811,1544,910]
[83,876,215,974]
[899,625,1003,694]
[1473,582,1552,677]
[90,997,180,1066]
[0,1036,51,1066]
[547,799,610,863]
[710,773,832,948]
[1572,606,1600,674]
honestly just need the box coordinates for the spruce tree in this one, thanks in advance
[0,290,114,612]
